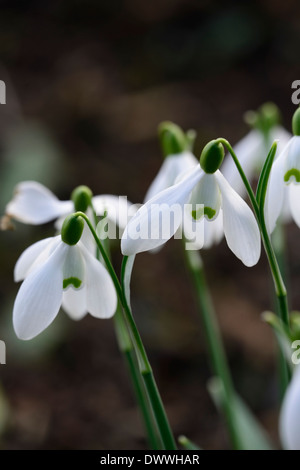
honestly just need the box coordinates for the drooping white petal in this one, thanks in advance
[6,181,73,224]
[80,243,117,318]
[62,245,85,290]
[92,194,136,232]
[215,171,261,267]
[221,129,263,196]
[62,285,88,320]
[288,184,300,228]
[13,242,68,340]
[121,165,204,255]
[264,144,289,234]
[280,366,300,450]
[14,237,54,281]
[284,136,300,184]
[202,210,224,249]
[144,151,198,202]
[188,173,221,221]
[181,215,205,250]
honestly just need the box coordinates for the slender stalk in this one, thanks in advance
[183,248,242,449]
[74,212,177,449]
[217,139,288,321]
[114,307,162,449]
[89,207,162,449]
[217,138,290,392]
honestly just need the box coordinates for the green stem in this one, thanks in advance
[89,206,162,449]
[218,139,288,318]
[74,212,177,450]
[184,248,242,449]
[217,139,290,392]
[114,305,162,449]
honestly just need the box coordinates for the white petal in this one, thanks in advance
[144,151,198,202]
[189,173,221,221]
[80,243,117,318]
[14,237,54,281]
[264,145,288,233]
[182,216,205,250]
[62,286,88,320]
[13,242,67,340]
[221,129,263,195]
[284,136,300,183]
[92,195,136,232]
[216,171,261,267]
[62,245,85,290]
[6,181,73,224]
[280,367,300,450]
[121,166,203,255]
[280,185,292,224]
[202,210,224,249]
[288,184,300,228]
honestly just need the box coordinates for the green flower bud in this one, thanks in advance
[292,107,300,136]
[71,185,93,212]
[158,121,187,157]
[61,214,84,246]
[200,140,224,174]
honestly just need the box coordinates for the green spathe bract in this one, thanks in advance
[61,214,84,246]
[292,107,300,136]
[71,185,93,212]
[200,140,224,174]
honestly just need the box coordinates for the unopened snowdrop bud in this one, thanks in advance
[200,140,225,174]
[71,185,93,212]
[158,121,187,157]
[61,214,84,246]
[292,107,300,136]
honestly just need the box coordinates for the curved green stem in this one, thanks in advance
[73,212,176,450]
[217,139,288,318]
[217,139,290,392]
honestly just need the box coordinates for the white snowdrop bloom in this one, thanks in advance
[280,365,300,450]
[122,141,261,267]
[265,108,300,234]
[5,181,134,233]
[145,122,224,250]
[13,216,117,340]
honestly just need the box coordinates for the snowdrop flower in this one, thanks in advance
[222,103,291,197]
[145,122,199,202]
[5,181,133,234]
[265,108,300,234]
[13,214,117,340]
[280,365,300,449]
[122,140,261,267]
[145,122,223,250]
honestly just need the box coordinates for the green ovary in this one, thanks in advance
[191,207,215,220]
[63,277,82,289]
[284,169,300,183]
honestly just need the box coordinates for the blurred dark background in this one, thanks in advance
[0,0,300,449]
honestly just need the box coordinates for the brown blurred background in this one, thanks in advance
[0,0,300,449]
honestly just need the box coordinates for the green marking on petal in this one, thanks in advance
[191,208,204,220]
[284,169,300,183]
[204,207,216,219]
[63,277,82,289]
